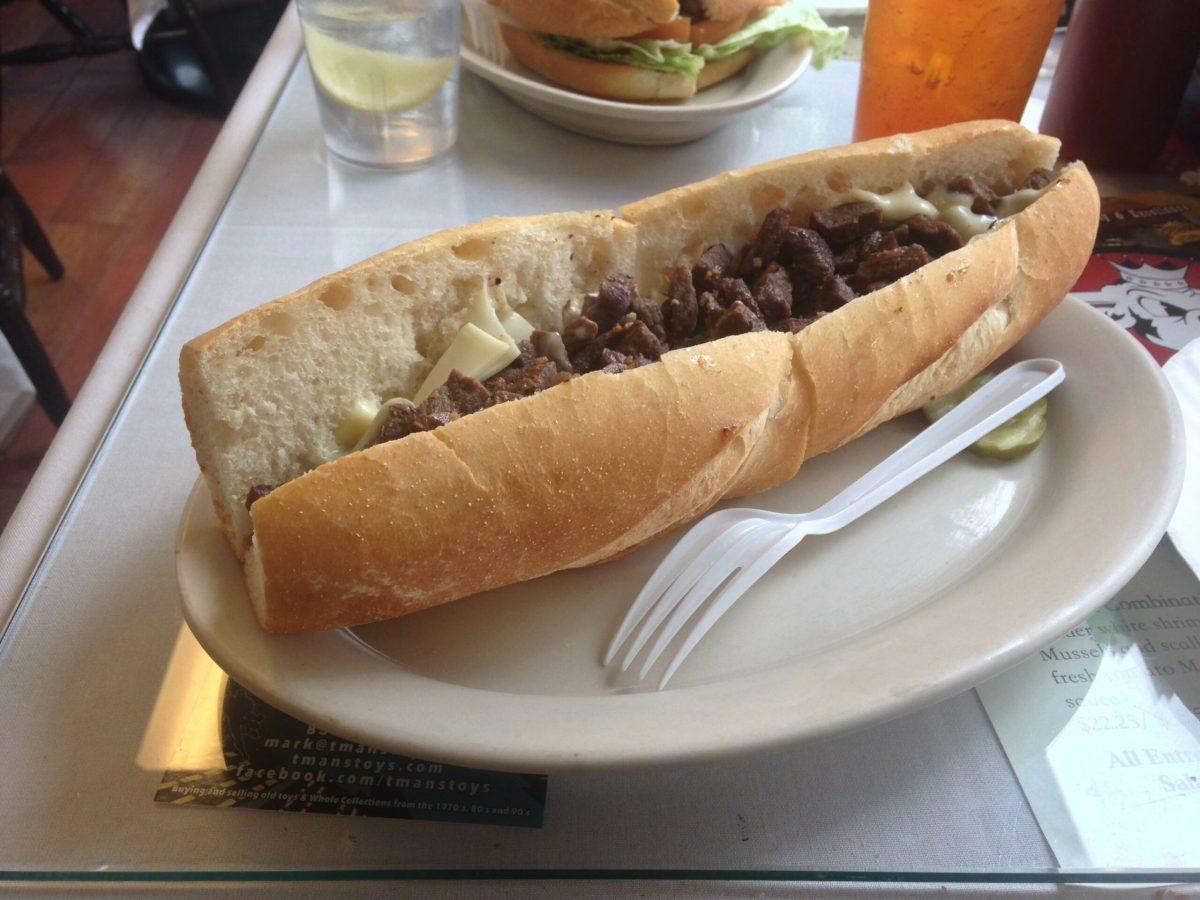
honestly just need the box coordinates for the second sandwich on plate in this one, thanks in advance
[489,0,848,101]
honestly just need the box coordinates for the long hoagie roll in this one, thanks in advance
[179,121,1100,633]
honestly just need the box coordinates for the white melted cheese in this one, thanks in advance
[500,309,534,343]
[852,180,1048,241]
[926,188,997,239]
[336,277,535,453]
[466,276,518,349]
[336,397,381,450]
[995,187,1045,218]
[849,183,938,221]
[413,322,516,405]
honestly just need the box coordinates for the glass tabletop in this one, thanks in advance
[0,41,1197,887]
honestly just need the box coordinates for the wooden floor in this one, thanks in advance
[1,0,222,531]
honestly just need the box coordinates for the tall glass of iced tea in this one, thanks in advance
[854,0,1062,141]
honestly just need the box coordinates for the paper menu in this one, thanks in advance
[976,539,1200,868]
[1165,340,1200,579]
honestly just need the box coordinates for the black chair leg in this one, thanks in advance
[0,204,71,427]
[0,171,64,281]
[36,0,95,38]
[0,293,71,426]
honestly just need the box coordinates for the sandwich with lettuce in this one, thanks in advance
[489,0,847,101]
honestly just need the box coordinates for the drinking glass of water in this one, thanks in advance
[296,0,459,168]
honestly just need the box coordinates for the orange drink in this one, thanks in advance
[854,0,1062,141]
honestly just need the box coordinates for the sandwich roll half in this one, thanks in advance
[500,25,699,100]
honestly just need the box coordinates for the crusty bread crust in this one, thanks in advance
[488,0,680,40]
[500,25,697,100]
[179,122,1100,633]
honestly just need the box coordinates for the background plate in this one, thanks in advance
[178,298,1184,772]
[460,41,814,145]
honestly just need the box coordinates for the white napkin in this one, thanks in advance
[1165,336,1200,578]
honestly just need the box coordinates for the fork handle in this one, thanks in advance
[804,358,1065,534]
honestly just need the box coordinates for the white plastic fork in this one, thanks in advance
[605,358,1066,690]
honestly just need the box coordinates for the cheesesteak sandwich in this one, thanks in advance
[179,121,1099,633]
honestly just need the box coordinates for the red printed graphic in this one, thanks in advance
[1072,253,1200,365]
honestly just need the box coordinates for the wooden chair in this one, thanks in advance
[0,57,70,427]
[0,174,71,426]
[0,0,131,65]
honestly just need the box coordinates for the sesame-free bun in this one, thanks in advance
[696,49,754,88]
[500,24,698,100]
[699,0,784,22]
[179,122,1100,633]
[487,0,681,40]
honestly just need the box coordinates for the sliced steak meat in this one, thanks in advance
[713,301,766,338]
[373,399,435,445]
[810,201,883,247]
[245,483,277,510]
[486,356,560,397]
[599,348,652,374]
[1021,168,1054,190]
[442,369,490,415]
[752,263,793,322]
[416,384,458,422]
[946,175,998,214]
[562,315,599,354]
[700,291,725,333]
[834,244,860,276]
[612,318,667,360]
[835,229,901,276]
[663,265,699,341]
[692,242,734,293]
[850,244,932,293]
[532,329,573,372]
[854,229,902,264]
[781,226,836,289]
[864,229,901,256]
[904,214,964,257]
[630,291,667,341]
[738,207,791,278]
[810,273,855,311]
[494,339,536,373]
[583,273,636,330]
[714,276,758,316]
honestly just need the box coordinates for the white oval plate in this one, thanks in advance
[459,41,814,145]
[177,298,1184,773]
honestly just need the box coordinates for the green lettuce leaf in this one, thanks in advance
[539,35,705,81]
[696,1,848,69]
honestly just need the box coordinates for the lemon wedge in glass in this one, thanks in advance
[302,25,454,113]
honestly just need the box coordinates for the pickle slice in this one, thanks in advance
[922,373,1049,460]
